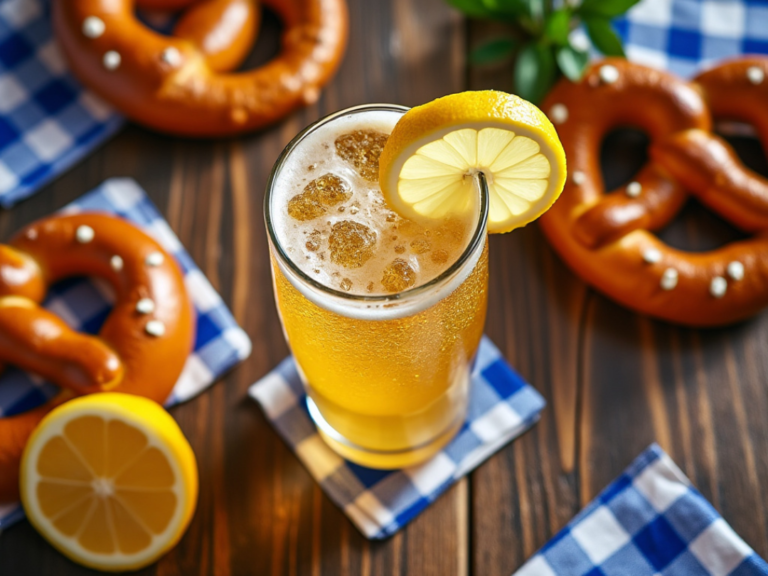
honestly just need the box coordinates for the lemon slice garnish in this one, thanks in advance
[379,90,567,233]
[20,393,198,572]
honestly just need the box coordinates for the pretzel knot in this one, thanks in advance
[53,0,349,136]
[0,214,195,504]
[541,57,768,326]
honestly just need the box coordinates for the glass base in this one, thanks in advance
[307,397,464,469]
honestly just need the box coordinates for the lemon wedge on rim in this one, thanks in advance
[379,90,567,233]
[20,393,198,572]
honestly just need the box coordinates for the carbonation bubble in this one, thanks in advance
[431,249,449,265]
[288,174,351,221]
[305,230,322,251]
[335,130,388,181]
[381,259,416,292]
[272,110,477,296]
[410,238,431,254]
[328,221,377,268]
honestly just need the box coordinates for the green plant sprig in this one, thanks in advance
[449,0,640,103]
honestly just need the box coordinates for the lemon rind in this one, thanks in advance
[379,91,567,234]
[20,394,197,573]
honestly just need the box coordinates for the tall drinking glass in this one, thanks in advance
[265,104,489,468]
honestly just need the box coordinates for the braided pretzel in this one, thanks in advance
[0,214,194,504]
[652,58,768,233]
[541,57,768,326]
[53,0,348,136]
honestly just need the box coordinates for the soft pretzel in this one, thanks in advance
[541,57,768,326]
[652,58,768,233]
[53,0,348,136]
[169,0,260,73]
[0,213,195,504]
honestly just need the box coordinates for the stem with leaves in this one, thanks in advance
[449,0,640,103]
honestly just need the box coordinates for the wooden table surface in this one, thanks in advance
[3,1,768,574]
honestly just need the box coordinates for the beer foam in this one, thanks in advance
[270,108,479,304]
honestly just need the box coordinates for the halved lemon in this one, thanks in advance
[20,393,198,572]
[379,90,567,233]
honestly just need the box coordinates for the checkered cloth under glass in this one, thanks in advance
[0,177,252,530]
[0,0,123,207]
[514,444,768,576]
[250,336,545,539]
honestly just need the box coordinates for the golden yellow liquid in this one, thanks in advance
[271,240,488,468]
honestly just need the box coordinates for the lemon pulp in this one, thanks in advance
[379,90,567,233]
[20,393,198,573]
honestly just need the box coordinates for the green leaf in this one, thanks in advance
[544,9,571,45]
[470,38,517,64]
[444,0,495,18]
[514,43,556,103]
[579,0,641,18]
[584,17,625,56]
[556,44,589,81]
[481,0,526,16]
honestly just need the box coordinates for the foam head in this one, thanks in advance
[270,107,478,298]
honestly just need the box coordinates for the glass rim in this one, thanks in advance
[264,103,490,304]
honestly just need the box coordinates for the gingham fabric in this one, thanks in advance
[514,444,768,576]
[1,0,765,208]
[249,336,545,539]
[0,0,123,207]
[594,0,768,76]
[0,177,252,530]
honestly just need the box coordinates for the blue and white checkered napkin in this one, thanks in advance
[514,444,768,576]
[0,0,123,207]
[249,336,545,539]
[0,177,252,530]
[610,0,768,76]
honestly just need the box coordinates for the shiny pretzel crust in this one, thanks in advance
[541,57,768,326]
[53,0,348,136]
[0,213,194,503]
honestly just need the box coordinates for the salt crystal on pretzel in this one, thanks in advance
[541,57,768,326]
[53,0,349,136]
[0,214,195,504]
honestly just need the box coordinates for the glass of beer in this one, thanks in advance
[265,104,489,469]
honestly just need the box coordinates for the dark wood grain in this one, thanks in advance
[2,2,768,575]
